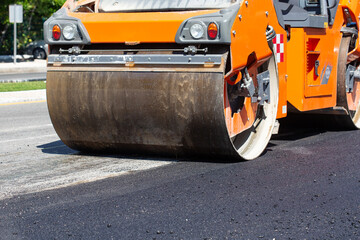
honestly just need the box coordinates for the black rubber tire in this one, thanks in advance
[33,48,46,59]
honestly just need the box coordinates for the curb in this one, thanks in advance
[0,56,46,74]
[0,54,32,61]
[0,89,46,105]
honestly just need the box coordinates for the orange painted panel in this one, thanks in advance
[229,0,288,119]
[285,1,345,112]
[269,18,288,119]
[224,85,257,137]
[68,10,218,43]
[230,0,272,70]
[286,28,306,111]
[303,28,338,99]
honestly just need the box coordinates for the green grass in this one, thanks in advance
[0,81,46,92]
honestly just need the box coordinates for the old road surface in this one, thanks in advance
[0,101,359,239]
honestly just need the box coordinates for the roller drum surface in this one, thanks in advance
[47,68,239,158]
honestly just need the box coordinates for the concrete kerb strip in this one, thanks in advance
[0,89,46,105]
[0,60,46,74]
[0,56,46,74]
[0,55,33,63]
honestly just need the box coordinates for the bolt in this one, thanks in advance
[232,30,236,37]
[238,15,242,21]
[245,1,248,7]
[265,11,269,17]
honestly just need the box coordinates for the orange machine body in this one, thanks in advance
[59,0,360,116]
[67,11,219,43]
[44,0,360,159]
[285,1,360,112]
[61,0,288,137]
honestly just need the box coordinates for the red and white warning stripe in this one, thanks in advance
[272,34,284,63]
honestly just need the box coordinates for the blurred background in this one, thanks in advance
[0,0,66,56]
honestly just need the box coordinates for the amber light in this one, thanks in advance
[208,22,218,40]
[52,25,61,40]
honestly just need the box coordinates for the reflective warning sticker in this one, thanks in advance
[272,34,284,63]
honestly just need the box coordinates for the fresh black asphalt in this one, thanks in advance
[0,120,359,239]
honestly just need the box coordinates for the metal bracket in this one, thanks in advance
[257,70,270,105]
[341,26,358,37]
[48,54,222,66]
[239,68,257,102]
[183,46,208,55]
[233,68,270,105]
[346,65,356,93]
[59,46,209,55]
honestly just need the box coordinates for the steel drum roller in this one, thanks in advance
[47,66,241,158]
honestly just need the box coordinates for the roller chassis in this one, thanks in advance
[44,0,360,160]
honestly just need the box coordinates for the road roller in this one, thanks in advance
[44,0,360,160]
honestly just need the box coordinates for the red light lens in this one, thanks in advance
[208,23,218,40]
[52,25,61,40]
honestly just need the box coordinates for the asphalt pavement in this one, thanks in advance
[0,56,359,239]
[0,104,359,239]
[0,102,173,200]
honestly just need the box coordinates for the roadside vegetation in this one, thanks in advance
[0,81,46,92]
[0,0,66,55]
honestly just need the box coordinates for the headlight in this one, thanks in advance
[190,23,205,39]
[63,24,76,40]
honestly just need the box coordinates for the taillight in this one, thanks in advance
[52,25,61,40]
[207,22,218,40]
